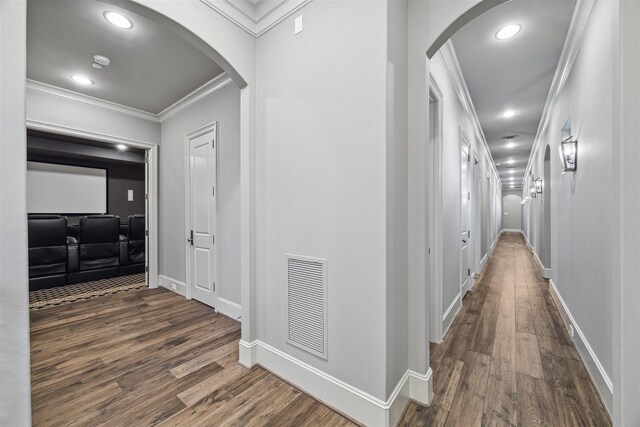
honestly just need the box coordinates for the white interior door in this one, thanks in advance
[187,123,217,308]
[460,132,471,295]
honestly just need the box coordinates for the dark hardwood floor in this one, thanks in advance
[31,233,610,426]
[401,232,612,427]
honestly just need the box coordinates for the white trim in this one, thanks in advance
[501,228,522,233]
[523,0,597,183]
[480,253,488,269]
[27,74,234,125]
[25,120,157,148]
[548,279,613,413]
[238,339,258,367]
[158,74,234,121]
[441,292,462,342]
[217,297,242,320]
[532,250,551,279]
[158,274,187,296]
[199,0,315,37]
[428,74,444,344]
[439,41,502,188]
[26,79,158,122]
[247,340,432,426]
[25,120,159,290]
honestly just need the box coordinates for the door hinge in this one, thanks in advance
[468,192,471,200]
[145,193,148,200]
[467,153,471,162]
[428,248,431,254]
[212,235,215,244]
[213,282,216,292]
[145,229,149,237]
[145,265,149,273]
[468,230,471,238]
[212,186,215,197]
[468,268,471,276]
[211,139,215,149]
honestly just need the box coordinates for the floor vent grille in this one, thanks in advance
[286,254,327,360]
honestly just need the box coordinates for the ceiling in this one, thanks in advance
[451,0,576,189]
[27,0,224,114]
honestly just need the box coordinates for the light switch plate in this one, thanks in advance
[128,190,134,201]
[294,15,302,34]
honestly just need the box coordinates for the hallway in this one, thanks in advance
[401,232,611,426]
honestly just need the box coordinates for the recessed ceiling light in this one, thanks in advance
[507,159,516,164]
[496,24,522,40]
[496,163,501,166]
[104,11,133,29]
[116,144,128,151]
[70,75,93,86]
[506,142,516,149]
[501,110,517,118]
[509,170,515,174]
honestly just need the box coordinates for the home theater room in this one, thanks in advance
[27,130,148,307]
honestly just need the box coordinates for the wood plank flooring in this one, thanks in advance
[406,232,611,426]
[31,232,610,426]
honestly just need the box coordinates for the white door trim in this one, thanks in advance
[184,121,219,305]
[428,74,444,343]
[25,119,159,289]
[459,128,471,297]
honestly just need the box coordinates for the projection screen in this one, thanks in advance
[27,161,107,214]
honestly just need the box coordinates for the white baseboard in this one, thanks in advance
[501,228,522,233]
[442,292,461,340]
[480,253,488,269]
[245,340,432,426]
[548,279,612,414]
[523,233,534,252]
[238,339,258,367]
[532,250,551,279]
[217,297,241,321]
[158,274,187,297]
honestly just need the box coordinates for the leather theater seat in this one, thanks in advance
[28,215,68,291]
[119,214,146,275]
[67,215,121,284]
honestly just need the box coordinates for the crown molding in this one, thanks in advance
[27,73,233,125]
[158,73,233,121]
[523,0,597,184]
[439,40,502,188]
[26,79,159,122]
[200,0,314,37]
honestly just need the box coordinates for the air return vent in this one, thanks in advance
[286,254,328,360]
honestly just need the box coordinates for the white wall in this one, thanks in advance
[522,0,615,411]
[429,49,501,335]
[160,84,242,310]
[0,1,31,425]
[26,85,160,145]
[256,0,390,400]
[501,190,522,231]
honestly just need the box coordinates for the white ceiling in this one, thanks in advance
[452,0,576,188]
[27,0,224,114]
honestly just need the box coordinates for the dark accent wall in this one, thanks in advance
[27,135,145,223]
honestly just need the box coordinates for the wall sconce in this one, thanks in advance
[534,178,543,194]
[529,185,537,199]
[559,136,577,172]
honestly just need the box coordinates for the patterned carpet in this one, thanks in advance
[29,273,147,310]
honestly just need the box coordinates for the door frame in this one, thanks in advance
[184,121,219,304]
[25,120,159,288]
[459,128,471,297]
[428,74,444,343]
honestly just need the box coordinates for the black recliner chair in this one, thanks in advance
[67,215,121,284]
[28,215,68,291]
[119,214,146,275]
